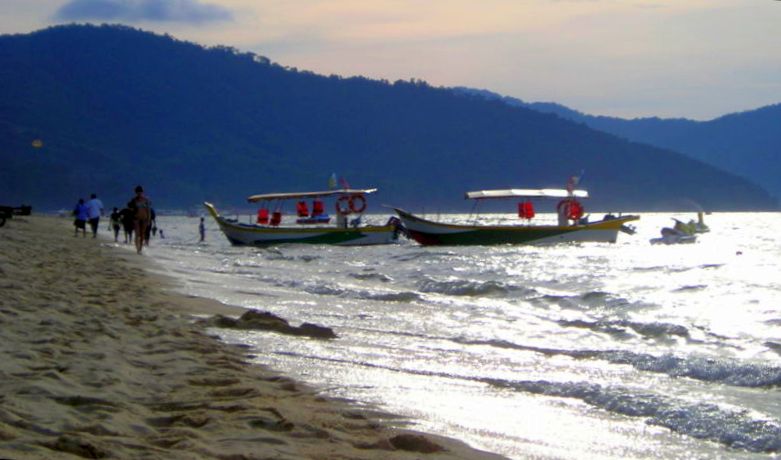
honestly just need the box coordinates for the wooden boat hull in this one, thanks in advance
[394,208,639,246]
[204,202,400,246]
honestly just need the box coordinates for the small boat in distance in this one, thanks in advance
[649,214,707,245]
[394,186,639,246]
[204,188,403,246]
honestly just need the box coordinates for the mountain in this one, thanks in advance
[0,24,776,212]
[454,88,781,200]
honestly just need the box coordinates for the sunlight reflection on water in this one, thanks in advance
[145,212,780,460]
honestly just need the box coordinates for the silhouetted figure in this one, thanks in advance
[73,198,88,237]
[86,193,104,238]
[199,217,205,242]
[128,185,152,254]
[119,207,135,244]
[109,207,122,242]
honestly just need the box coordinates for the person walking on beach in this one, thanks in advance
[73,198,88,237]
[85,193,104,238]
[109,207,122,242]
[119,207,134,244]
[128,185,152,254]
[199,217,205,242]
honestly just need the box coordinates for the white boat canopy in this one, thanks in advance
[465,188,589,200]
[247,188,378,203]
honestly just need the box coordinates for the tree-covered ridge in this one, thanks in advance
[0,24,775,211]
[455,87,781,201]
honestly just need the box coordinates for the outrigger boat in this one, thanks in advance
[204,188,403,246]
[393,187,639,246]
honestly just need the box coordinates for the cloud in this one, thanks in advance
[55,0,233,23]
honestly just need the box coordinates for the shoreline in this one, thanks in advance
[0,215,505,459]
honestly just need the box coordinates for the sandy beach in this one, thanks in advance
[0,216,505,460]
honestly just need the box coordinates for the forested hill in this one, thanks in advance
[568,105,781,201]
[0,24,776,212]
[454,88,781,201]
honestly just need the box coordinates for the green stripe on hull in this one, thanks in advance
[409,227,576,245]
[395,207,638,246]
[245,230,370,246]
[205,202,397,247]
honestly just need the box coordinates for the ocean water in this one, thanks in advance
[139,212,780,459]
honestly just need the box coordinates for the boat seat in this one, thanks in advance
[257,208,269,225]
[296,201,309,217]
[312,199,325,216]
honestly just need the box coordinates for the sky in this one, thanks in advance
[1,0,780,120]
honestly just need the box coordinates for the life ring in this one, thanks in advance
[557,199,584,221]
[568,200,584,220]
[349,194,367,213]
[335,196,351,216]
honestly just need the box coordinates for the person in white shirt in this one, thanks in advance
[86,193,104,238]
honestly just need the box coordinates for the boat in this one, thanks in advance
[393,187,639,246]
[649,217,701,245]
[204,188,403,246]
[649,227,697,245]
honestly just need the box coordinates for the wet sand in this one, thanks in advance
[0,215,505,459]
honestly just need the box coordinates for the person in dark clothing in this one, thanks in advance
[85,193,104,238]
[109,207,122,242]
[119,207,135,244]
[73,198,88,237]
[128,185,152,254]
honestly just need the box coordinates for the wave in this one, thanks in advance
[268,346,781,453]
[766,342,781,356]
[584,350,781,388]
[278,279,347,297]
[580,290,610,302]
[533,292,638,311]
[236,289,278,298]
[277,279,420,303]
[559,319,690,340]
[390,250,457,262]
[349,273,394,283]
[232,259,264,268]
[556,319,635,340]
[700,263,724,270]
[633,264,723,275]
[263,253,298,262]
[672,284,708,292]
[632,265,668,273]
[417,277,533,297]
[361,291,422,302]
[485,378,781,453]
[456,338,781,388]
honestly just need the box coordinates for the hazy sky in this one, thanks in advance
[1,0,779,120]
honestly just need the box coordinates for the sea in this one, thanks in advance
[136,212,780,459]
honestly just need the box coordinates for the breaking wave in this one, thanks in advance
[455,338,781,387]
[270,346,781,453]
[349,272,394,283]
[417,277,533,297]
[486,378,781,453]
[559,319,691,340]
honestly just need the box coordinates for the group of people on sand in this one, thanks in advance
[73,186,159,254]
[72,193,104,238]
